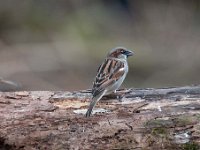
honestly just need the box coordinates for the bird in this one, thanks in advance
[85,47,134,117]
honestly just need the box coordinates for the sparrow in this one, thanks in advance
[85,47,134,117]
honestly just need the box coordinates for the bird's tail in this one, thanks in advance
[85,92,105,117]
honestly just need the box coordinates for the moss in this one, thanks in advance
[151,127,167,137]
[194,114,200,121]
[182,142,200,150]
[145,115,196,129]
[145,119,173,128]
[143,116,200,149]
[173,115,195,127]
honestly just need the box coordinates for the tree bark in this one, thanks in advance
[1,85,200,150]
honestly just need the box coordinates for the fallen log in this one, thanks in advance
[0,85,200,149]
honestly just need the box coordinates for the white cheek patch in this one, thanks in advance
[118,54,127,59]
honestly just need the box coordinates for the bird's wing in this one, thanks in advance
[92,58,125,97]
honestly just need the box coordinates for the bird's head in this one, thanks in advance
[107,47,134,59]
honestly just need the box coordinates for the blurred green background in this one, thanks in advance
[0,0,200,91]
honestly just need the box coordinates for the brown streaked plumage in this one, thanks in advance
[92,59,125,97]
[86,47,134,117]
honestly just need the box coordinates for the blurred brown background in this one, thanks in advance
[0,0,200,91]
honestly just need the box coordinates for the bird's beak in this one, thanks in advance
[125,50,134,57]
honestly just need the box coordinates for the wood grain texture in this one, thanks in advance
[0,86,200,149]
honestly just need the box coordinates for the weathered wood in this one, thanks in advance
[0,86,200,150]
